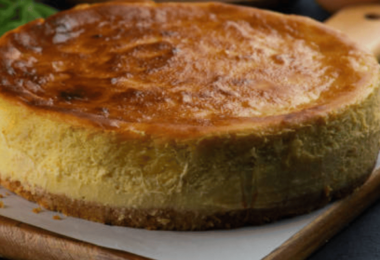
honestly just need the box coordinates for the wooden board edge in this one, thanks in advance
[0,215,152,260]
[263,168,380,260]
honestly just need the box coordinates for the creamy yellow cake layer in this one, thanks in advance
[0,83,379,211]
[0,2,379,230]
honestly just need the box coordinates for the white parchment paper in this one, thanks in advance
[0,185,327,260]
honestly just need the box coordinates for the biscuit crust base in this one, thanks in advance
[0,168,372,231]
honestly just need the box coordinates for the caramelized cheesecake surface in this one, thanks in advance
[0,2,377,136]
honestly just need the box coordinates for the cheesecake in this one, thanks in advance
[0,1,379,230]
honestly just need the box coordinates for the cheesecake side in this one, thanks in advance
[0,79,379,230]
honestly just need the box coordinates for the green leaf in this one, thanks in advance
[0,0,57,37]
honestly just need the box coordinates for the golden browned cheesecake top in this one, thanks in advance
[0,2,378,136]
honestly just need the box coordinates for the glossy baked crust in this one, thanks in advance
[0,2,379,230]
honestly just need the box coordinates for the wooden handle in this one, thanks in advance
[325,4,380,59]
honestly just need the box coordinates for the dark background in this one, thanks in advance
[1,0,379,259]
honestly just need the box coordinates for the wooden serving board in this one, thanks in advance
[0,215,152,260]
[0,168,379,260]
[1,4,380,260]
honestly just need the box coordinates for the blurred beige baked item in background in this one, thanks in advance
[59,0,296,7]
[317,0,380,12]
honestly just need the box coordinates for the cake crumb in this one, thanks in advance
[0,194,3,199]
[53,215,62,220]
[5,192,10,196]
[0,201,4,208]
[32,207,42,214]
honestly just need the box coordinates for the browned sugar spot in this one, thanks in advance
[32,207,43,214]
[53,215,62,220]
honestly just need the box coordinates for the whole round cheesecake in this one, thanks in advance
[0,1,379,230]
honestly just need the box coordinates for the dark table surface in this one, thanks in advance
[1,0,380,259]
